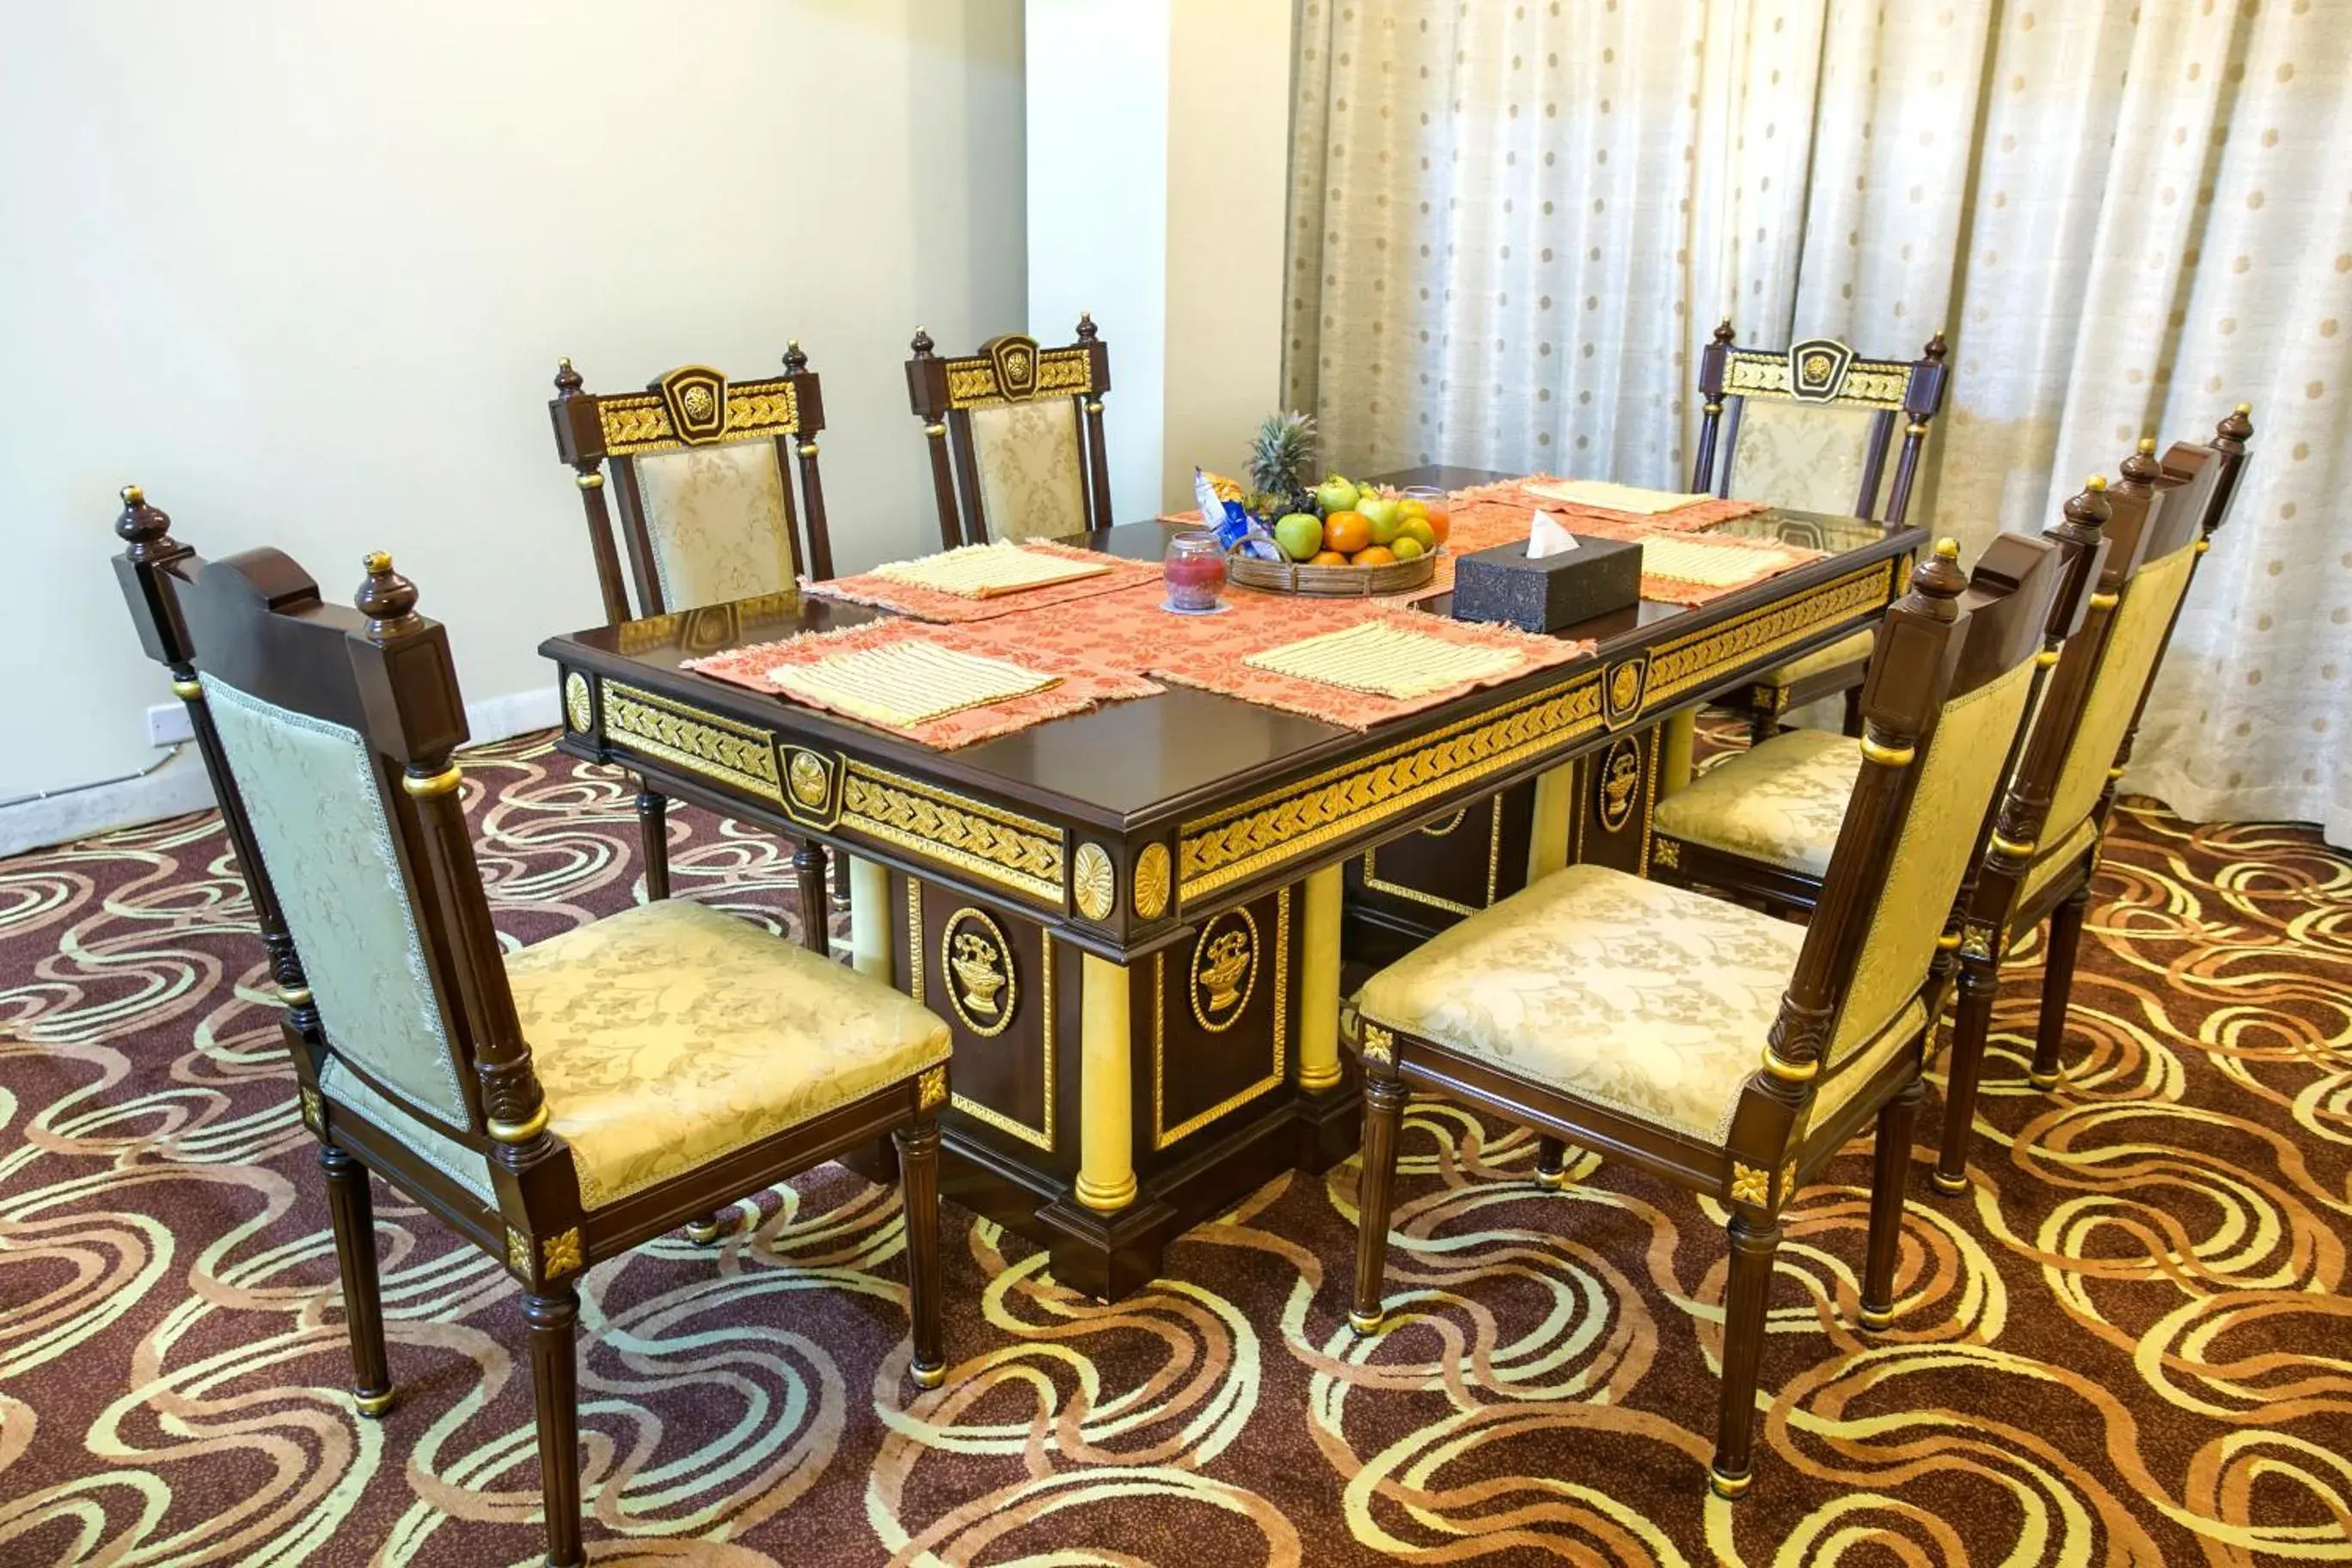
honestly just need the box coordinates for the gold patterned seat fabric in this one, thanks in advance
[631,440,799,609]
[1767,627,1876,687]
[505,900,950,1210]
[1354,864,1925,1144]
[969,401,1089,541]
[1725,400,1879,518]
[1652,726,1860,877]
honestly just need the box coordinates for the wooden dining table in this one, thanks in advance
[540,468,1924,1298]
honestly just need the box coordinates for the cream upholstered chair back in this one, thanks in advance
[1780,533,2066,1080]
[550,349,835,622]
[1694,324,1951,527]
[907,315,1117,549]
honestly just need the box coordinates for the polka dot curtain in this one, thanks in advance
[1287,0,2352,843]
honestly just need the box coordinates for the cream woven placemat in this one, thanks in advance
[1523,478,1712,515]
[768,640,1060,726]
[870,540,1114,599]
[1242,620,1525,700]
[1639,537,1798,586]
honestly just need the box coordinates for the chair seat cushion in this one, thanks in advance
[1356,864,1925,1144]
[2016,816,2101,916]
[506,901,950,1210]
[1652,726,1859,879]
[1759,627,1876,690]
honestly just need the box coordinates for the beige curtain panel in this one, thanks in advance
[1286,0,2352,841]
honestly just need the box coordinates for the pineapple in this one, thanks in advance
[1247,411,1319,514]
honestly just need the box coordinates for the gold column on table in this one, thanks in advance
[1075,953,1138,1211]
[1296,865,1344,1092]
[1658,711,1696,799]
[1526,764,1576,883]
[847,856,892,982]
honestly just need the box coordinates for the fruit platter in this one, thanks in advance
[1193,413,1453,597]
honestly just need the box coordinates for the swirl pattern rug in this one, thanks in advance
[2,722,2347,1565]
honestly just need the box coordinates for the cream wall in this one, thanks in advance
[0,0,1026,837]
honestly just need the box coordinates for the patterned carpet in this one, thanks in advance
[2,723,2348,1565]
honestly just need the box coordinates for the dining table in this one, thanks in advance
[540,467,1925,1298]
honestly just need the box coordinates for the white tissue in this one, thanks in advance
[1528,511,1581,559]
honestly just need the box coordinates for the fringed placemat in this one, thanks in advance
[685,620,1162,749]
[1520,478,1715,516]
[769,640,1060,728]
[805,542,1160,624]
[1447,473,1770,534]
[1387,497,1820,609]
[1242,619,1524,698]
[871,540,1114,598]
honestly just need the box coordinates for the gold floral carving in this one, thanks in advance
[1780,1159,1801,1204]
[603,683,783,804]
[787,751,829,807]
[1190,909,1259,1032]
[1072,842,1116,921]
[940,908,1015,1038]
[1725,349,1911,411]
[1652,836,1682,869]
[596,377,799,456]
[1596,737,1642,833]
[1132,843,1172,921]
[1730,1162,1773,1206]
[542,1227,583,1279]
[840,763,1063,903]
[917,1064,949,1112]
[1178,677,1605,899]
[298,1086,323,1133]
[563,671,594,734]
[942,346,1096,410]
[1360,1021,1395,1066]
[505,1228,533,1278]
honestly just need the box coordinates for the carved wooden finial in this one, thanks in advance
[783,339,808,374]
[115,483,173,556]
[1908,536,1969,618]
[355,550,420,635]
[554,357,583,396]
[1924,329,1949,361]
[910,327,934,358]
[1712,319,1736,345]
[2220,403,2254,444]
[1075,310,1099,341]
[2060,475,2114,536]
[2120,438,2163,488]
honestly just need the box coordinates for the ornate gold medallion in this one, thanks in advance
[563,671,593,734]
[940,908,1016,1038]
[1729,1162,1772,1207]
[1190,909,1259,1032]
[1072,842,1116,921]
[1596,736,1642,833]
[541,1228,584,1279]
[1131,842,1171,921]
[787,751,830,808]
[917,1064,949,1111]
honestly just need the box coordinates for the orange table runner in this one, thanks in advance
[803,541,1161,624]
[1411,493,1816,607]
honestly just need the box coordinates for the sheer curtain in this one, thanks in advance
[1286,0,2352,842]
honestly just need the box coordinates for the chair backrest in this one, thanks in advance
[1694,323,1951,526]
[906,314,1114,549]
[114,513,555,1180]
[549,346,834,622]
[1760,530,2066,1095]
[2024,407,2252,852]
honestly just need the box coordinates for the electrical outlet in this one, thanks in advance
[145,701,194,748]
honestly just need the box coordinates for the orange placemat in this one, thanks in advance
[805,542,1161,624]
[684,619,1162,749]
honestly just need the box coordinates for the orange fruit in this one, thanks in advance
[1323,511,1370,555]
[1308,550,1350,567]
[1353,546,1397,567]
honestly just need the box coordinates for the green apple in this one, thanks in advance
[1314,475,1360,515]
[1356,494,1403,544]
[1399,516,1437,552]
[1273,511,1325,561]
[1390,535,1426,561]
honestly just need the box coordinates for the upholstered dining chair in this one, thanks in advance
[1647,410,2254,1195]
[1694,322,1953,744]
[112,494,952,1568]
[905,314,1115,549]
[1346,532,2066,1500]
[548,348,836,931]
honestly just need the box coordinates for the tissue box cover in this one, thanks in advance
[1449,534,1644,634]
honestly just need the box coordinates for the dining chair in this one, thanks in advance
[112,495,952,1568]
[548,347,836,931]
[1346,530,2066,1501]
[1694,322,1953,744]
[905,313,1115,549]
[1646,409,2255,1193]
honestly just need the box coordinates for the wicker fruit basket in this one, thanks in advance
[1228,549,1439,597]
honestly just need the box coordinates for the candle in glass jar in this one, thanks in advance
[1163,530,1228,612]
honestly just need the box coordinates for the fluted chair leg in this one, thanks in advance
[1534,1135,1569,1189]
[897,1113,946,1389]
[793,841,830,956]
[2030,885,2091,1089]
[1351,1075,1410,1335]
[1862,1080,1921,1328]
[1709,1213,1781,1499]
[1932,946,2001,1195]
[320,1143,395,1417]
[1840,684,1865,737]
[522,1285,584,1568]
[636,785,671,902]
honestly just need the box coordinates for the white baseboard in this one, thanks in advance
[0,687,561,860]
